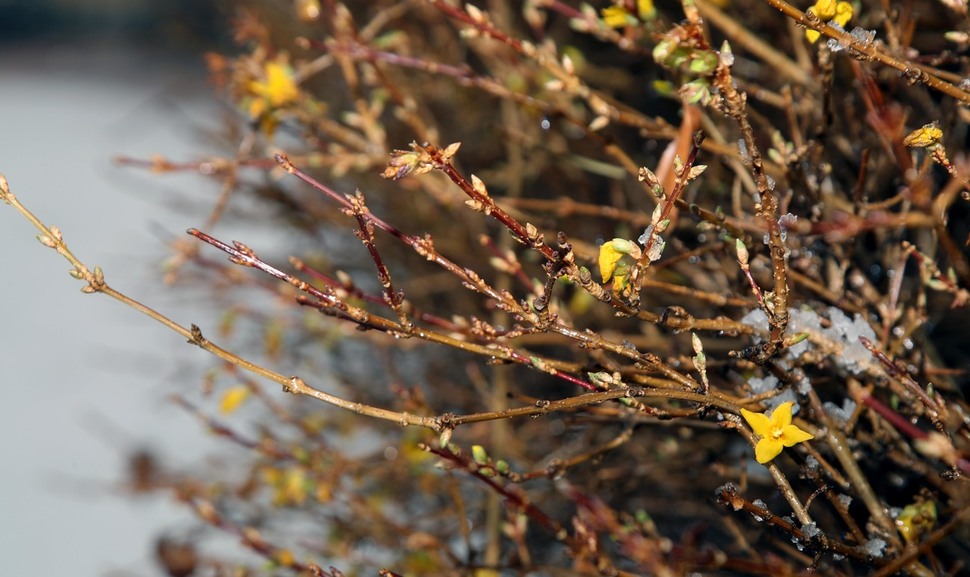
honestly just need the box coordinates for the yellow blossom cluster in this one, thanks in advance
[601,0,656,28]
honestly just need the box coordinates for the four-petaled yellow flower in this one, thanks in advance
[805,0,853,43]
[247,57,300,118]
[740,401,814,464]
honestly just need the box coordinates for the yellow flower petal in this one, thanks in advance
[809,0,837,20]
[770,401,795,429]
[740,407,773,437]
[601,6,634,28]
[755,438,785,464]
[263,61,300,106]
[637,0,656,19]
[895,501,937,545]
[780,424,815,446]
[805,0,853,43]
[598,239,633,282]
[219,385,251,414]
[246,56,300,121]
[248,61,300,107]
[612,272,631,294]
[833,1,853,27]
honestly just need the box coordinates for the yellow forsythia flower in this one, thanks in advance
[248,57,300,118]
[806,0,853,43]
[895,501,937,545]
[262,466,310,506]
[274,549,295,567]
[903,123,943,148]
[602,1,655,27]
[740,401,814,463]
[598,238,636,282]
[219,385,251,415]
[601,6,634,28]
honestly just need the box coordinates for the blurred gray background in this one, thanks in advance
[0,1,246,574]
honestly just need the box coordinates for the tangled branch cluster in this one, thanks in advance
[5,0,970,575]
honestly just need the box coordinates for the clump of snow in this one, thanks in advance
[715,482,738,496]
[636,226,665,262]
[769,389,798,413]
[825,307,877,373]
[787,308,819,357]
[824,399,857,426]
[740,308,768,329]
[741,305,876,376]
[849,27,876,47]
[637,226,654,246]
[747,375,796,412]
[863,538,887,558]
[791,368,812,394]
[838,494,852,507]
[751,499,767,522]
[748,375,778,394]
[778,213,798,228]
[825,22,848,52]
[777,212,796,242]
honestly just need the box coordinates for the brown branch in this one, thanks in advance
[761,0,970,105]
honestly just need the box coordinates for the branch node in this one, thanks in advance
[188,324,207,347]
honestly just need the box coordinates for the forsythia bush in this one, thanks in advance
[5,1,970,575]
